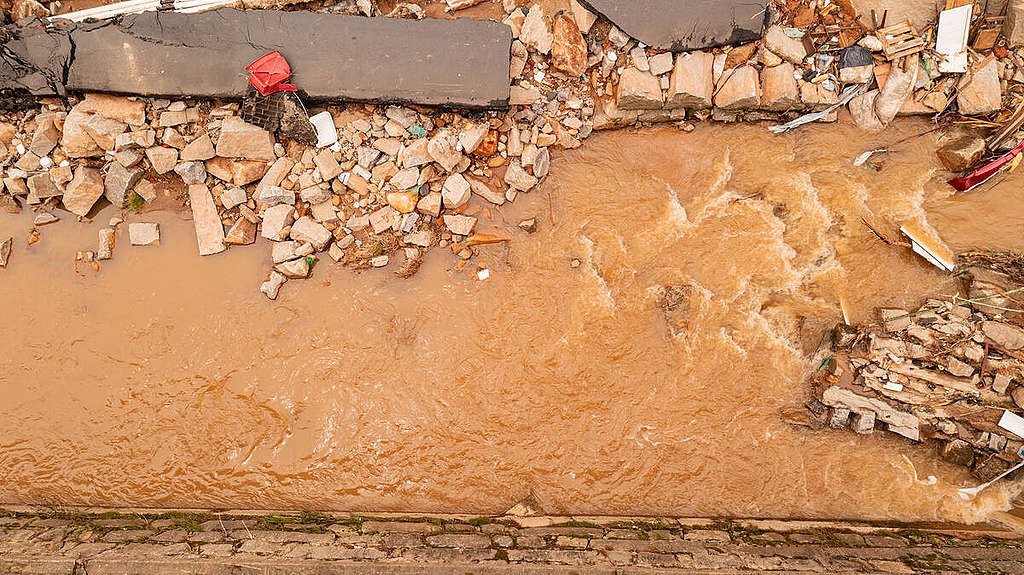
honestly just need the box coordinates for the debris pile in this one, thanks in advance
[799,255,1024,482]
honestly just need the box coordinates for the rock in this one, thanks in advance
[62,167,104,217]
[223,218,256,245]
[104,163,144,207]
[520,5,553,54]
[373,137,402,158]
[159,111,187,127]
[97,228,115,260]
[518,217,537,233]
[631,46,650,71]
[533,147,550,178]
[180,134,216,161]
[258,185,295,206]
[187,184,226,256]
[941,439,975,467]
[173,161,206,185]
[416,191,442,217]
[443,214,477,236]
[957,59,1002,116]
[0,237,10,268]
[509,39,528,79]
[402,138,433,168]
[256,157,294,195]
[132,179,155,203]
[262,205,296,241]
[272,240,301,263]
[427,128,463,172]
[829,406,850,428]
[12,0,47,21]
[760,48,782,67]
[550,12,587,77]
[299,184,331,205]
[1013,386,1024,410]
[760,63,800,111]
[216,116,276,161]
[616,67,664,110]
[504,161,539,191]
[276,254,311,278]
[84,115,127,151]
[458,122,489,154]
[880,308,912,332]
[994,372,1012,394]
[129,222,160,246]
[289,216,332,251]
[27,173,60,199]
[607,25,630,48]
[0,194,20,214]
[260,271,287,300]
[982,321,1024,350]
[78,93,147,125]
[946,357,974,378]
[162,127,187,148]
[859,35,883,52]
[313,148,342,181]
[668,51,714,109]
[648,52,674,76]
[61,109,103,158]
[850,411,875,434]
[220,187,246,210]
[569,0,596,33]
[404,230,433,247]
[714,65,760,109]
[467,176,504,205]
[29,116,60,157]
[390,167,419,190]
[231,160,266,186]
[442,173,472,208]
[765,26,807,65]
[387,191,419,213]
[369,206,401,234]
[145,146,179,174]
[510,86,542,105]
[840,64,873,85]
[34,212,58,225]
[936,136,985,172]
[1006,0,1024,47]
[357,146,381,169]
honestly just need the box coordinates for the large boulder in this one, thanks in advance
[216,116,275,161]
[62,167,104,217]
[61,109,102,158]
[616,67,664,110]
[714,65,760,109]
[760,62,800,111]
[667,51,713,109]
[957,59,1002,116]
[765,26,807,64]
[550,12,587,77]
[936,136,985,172]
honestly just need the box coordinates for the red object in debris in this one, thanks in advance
[245,51,297,96]
[949,140,1024,192]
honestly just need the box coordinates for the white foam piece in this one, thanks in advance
[309,111,338,149]
[999,410,1024,439]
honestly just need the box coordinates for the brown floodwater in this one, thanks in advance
[3,120,1024,521]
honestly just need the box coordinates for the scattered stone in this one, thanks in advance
[467,176,505,205]
[256,157,294,195]
[34,212,58,225]
[97,228,115,260]
[0,237,10,268]
[442,173,472,208]
[369,206,401,234]
[180,133,216,161]
[760,63,800,110]
[187,184,226,256]
[78,93,147,125]
[258,186,295,206]
[129,222,160,246]
[276,256,311,279]
[850,411,875,434]
[443,214,477,236]
[289,216,332,251]
[220,187,247,210]
[62,109,103,158]
[261,271,287,299]
[216,116,276,161]
[957,59,1002,116]
[616,67,664,110]
[62,167,104,217]
[504,161,539,191]
[668,51,714,109]
[84,115,127,151]
[387,190,419,213]
[458,122,489,154]
[937,136,986,172]
[390,167,419,190]
[427,129,464,172]
[715,65,760,109]
[982,321,1024,350]
[30,116,60,157]
[313,148,342,181]
[416,192,442,217]
[533,147,550,178]
[224,218,257,245]
[765,26,807,65]
[569,0,596,33]
[648,52,674,77]
[520,5,553,54]
[27,173,61,199]
[942,439,976,466]
[550,12,587,77]
[518,217,537,233]
[261,204,295,241]
[145,146,179,174]
[173,161,207,185]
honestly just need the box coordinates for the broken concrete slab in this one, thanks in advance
[187,184,226,256]
[60,9,511,108]
[0,21,72,96]
[578,0,767,51]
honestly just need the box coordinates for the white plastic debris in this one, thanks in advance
[883,381,904,392]
[309,111,338,149]
[900,224,955,272]
[999,410,1024,439]
[477,268,490,281]
[936,4,972,74]
[39,157,54,169]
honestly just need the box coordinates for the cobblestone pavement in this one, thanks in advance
[1,510,1023,574]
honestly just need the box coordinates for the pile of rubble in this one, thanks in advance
[798,259,1024,482]
[4,0,1024,296]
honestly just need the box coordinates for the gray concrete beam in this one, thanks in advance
[580,0,768,51]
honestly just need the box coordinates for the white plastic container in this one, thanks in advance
[309,111,338,149]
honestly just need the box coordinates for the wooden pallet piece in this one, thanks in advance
[879,19,925,61]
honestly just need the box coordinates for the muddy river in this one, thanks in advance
[3,121,1024,521]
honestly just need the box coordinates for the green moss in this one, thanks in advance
[127,191,145,212]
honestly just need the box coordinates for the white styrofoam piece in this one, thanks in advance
[309,111,338,149]
[999,410,1024,439]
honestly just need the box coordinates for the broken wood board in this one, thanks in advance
[879,20,925,61]
[900,221,956,272]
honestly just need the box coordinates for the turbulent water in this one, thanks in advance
[3,121,1024,521]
